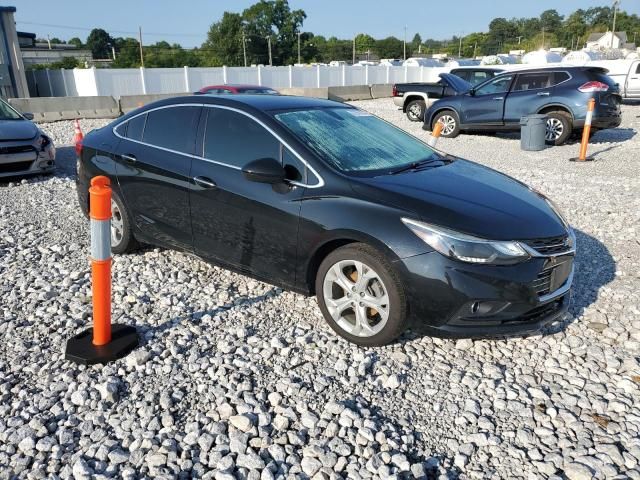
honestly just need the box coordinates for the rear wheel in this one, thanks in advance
[544,111,572,146]
[433,110,461,138]
[110,190,139,254]
[316,244,408,346]
[405,99,426,122]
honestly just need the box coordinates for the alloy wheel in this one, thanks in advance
[322,259,390,338]
[545,118,564,141]
[439,115,456,135]
[111,199,124,247]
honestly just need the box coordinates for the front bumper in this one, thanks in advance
[398,251,573,338]
[0,142,56,178]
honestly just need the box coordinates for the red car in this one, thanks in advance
[195,84,279,95]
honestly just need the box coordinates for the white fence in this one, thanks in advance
[27,65,449,98]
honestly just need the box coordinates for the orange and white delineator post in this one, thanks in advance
[571,98,596,162]
[89,176,113,346]
[65,176,138,365]
[427,121,444,148]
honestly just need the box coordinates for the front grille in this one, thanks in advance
[523,234,571,255]
[0,160,34,173]
[0,145,36,155]
[531,268,553,296]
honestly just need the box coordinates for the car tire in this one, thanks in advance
[433,110,461,138]
[315,243,408,347]
[405,99,426,122]
[110,190,139,255]
[545,111,572,146]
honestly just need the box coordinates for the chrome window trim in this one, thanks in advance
[511,70,573,93]
[112,103,325,188]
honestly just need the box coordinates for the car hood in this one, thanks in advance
[350,159,567,240]
[438,73,473,94]
[0,119,39,141]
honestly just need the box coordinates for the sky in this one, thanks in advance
[11,0,640,48]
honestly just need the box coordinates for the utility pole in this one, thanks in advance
[297,32,301,64]
[352,35,356,64]
[473,42,477,58]
[47,35,52,50]
[541,27,545,49]
[403,26,407,60]
[138,26,144,67]
[242,31,248,67]
[266,36,272,66]
[634,31,637,44]
[611,0,620,48]
[111,44,116,60]
[458,36,462,58]
[516,36,523,45]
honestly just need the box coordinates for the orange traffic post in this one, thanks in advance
[73,119,84,156]
[570,98,596,162]
[65,176,138,365]
[427,121,444,148]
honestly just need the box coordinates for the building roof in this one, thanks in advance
[587,31,628,43]
[0,6,17,13]
[17,31,36,39]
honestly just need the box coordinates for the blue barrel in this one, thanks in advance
[520,114,548,151]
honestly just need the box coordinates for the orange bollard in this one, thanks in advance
[427,121,444,148]
[73,119,84,156]
[570,98,595,162]
[65,176,139,365]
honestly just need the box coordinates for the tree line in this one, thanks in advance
[32,1,640,69]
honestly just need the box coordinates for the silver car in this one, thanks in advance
[0,98,55,178]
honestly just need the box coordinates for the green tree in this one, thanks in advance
[86,28,113,59]
[68,37,83,48]
[539,9,563,33]
[411,33,422,54]
[354,33,375,57]
[375,36,404,59]
[202,12,244,66]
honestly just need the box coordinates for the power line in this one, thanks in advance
[16,20,204,38]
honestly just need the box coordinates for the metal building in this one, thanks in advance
[0,6,29,98]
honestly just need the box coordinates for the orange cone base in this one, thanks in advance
[569,157,595,162]
[65,324,138,365]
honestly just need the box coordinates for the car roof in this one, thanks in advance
[451,66,504,70]
[201,84,272,90]
[138,94,348,113]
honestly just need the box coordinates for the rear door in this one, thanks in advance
[114,105,201,250]
[460,74,514,125]
[503,71,568,125]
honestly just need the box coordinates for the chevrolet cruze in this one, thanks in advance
[76,95,575,346]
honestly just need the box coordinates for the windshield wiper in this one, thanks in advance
[388,157,444,175]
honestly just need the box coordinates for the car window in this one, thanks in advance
[453,70,470,82]
[553,71,570,84]
[142,106,200,154]
[513,73,552,91]
[283,147,307,183]
[470,71,491,85]
[126,114,146,141]
[0,99,22,120]
[635,63,640,74]
[475,75,513,95]
[203,108,280,168]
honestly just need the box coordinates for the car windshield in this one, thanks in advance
[0,99,22,120]
[274,107,439,174]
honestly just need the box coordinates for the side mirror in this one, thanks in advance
[468,89,475,96]
[23,112,34,120]
[242,157,286,184]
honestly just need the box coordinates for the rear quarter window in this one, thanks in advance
[125,114,146,141]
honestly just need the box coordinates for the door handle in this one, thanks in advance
[537,92,550,96]
[492,97,504,100]
[121,153,137,164]
[193,176,217,188]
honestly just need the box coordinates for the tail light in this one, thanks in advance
[578,81,609,93]
[392,84,398,96]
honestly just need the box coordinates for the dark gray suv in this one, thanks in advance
[423,66,622,145]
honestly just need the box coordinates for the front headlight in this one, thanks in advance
[402,218,530,265]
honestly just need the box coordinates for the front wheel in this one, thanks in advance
[315,244,408,346]
[433,110,461,138]
[545,111,572,146]
[110,190,139,254]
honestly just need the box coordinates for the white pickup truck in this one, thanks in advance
[589,59,640,99]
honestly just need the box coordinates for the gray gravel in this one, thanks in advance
[0,103,639,479]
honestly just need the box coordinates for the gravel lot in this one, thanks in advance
[0,100,639,480]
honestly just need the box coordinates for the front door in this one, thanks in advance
[460,74,514,125]
[189,106,306,288]
[627,61,640,97]
[114,105,201,250]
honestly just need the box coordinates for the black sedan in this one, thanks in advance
[76,95,575,346]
